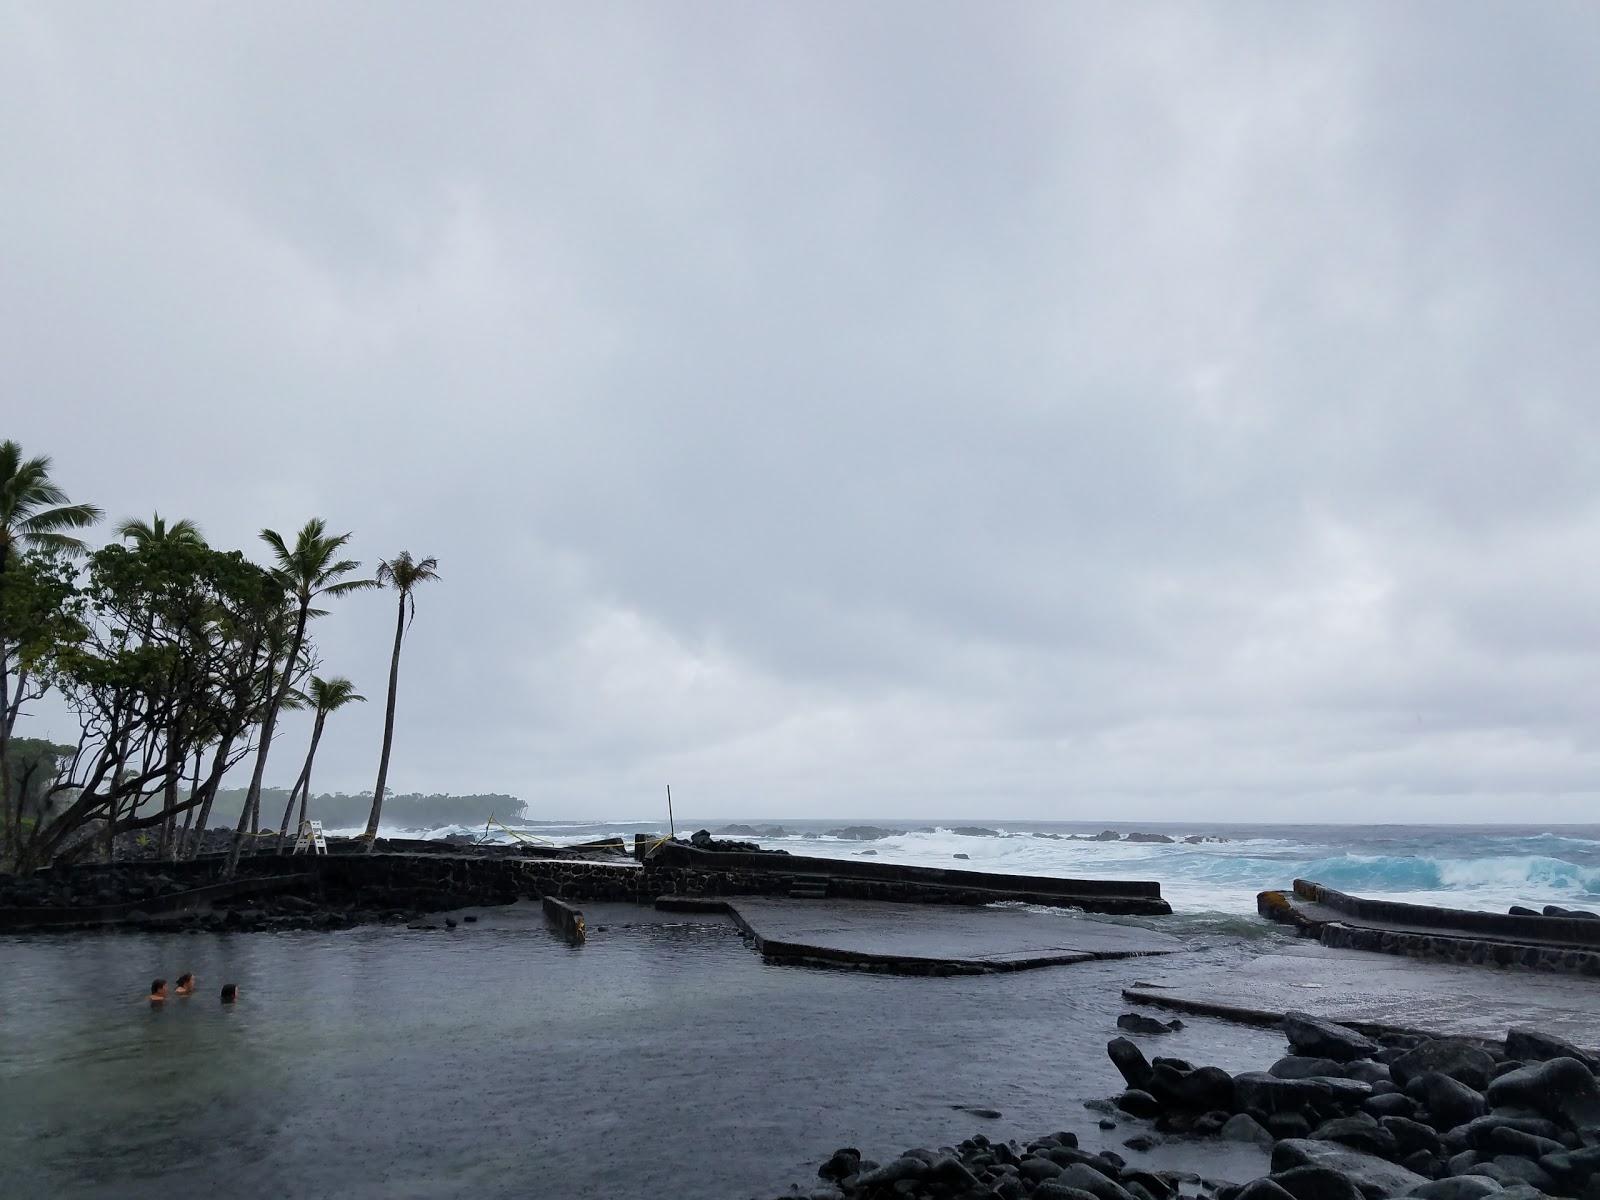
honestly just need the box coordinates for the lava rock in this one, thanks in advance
[1504,1027,1600,1073]
[818,1148,861,1180]
[1118,1090,1162,1118]
[1312,1116,1398,1158]
[1222,1114,1276,1147]
[1119,1013,1182,1035]
[1235,1072,1373,1115]
[1272,1057,1351,1080]
[1409,1072,1487,1128]
[1110,1037,1155,1091]
[1364,1092,1420,1120]
[1272,1138,1431,1199]
[1383,1116,1443,1157]
[1486,1058,1600,1131]
[1149,1064,1235,1112]
[1283,1013,1381,1063]
[1406,1178,1506,1199]
[1056,1163,1139,1200]
[1270,1165,1367,1200]
[1392,1042,1496,1092]
[1234,1182,1298,1200]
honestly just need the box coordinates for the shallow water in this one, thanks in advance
[0,903,1288,1199]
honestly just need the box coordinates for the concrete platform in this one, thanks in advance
[656,895,1182,974]
[1124,940,1600,1049]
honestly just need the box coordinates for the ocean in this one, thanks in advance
[357,818,1600,917]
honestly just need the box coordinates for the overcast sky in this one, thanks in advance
[4,4,1600,823]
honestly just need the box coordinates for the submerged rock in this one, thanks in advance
[1118,1012,1182,1036]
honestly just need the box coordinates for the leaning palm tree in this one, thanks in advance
[363,551,439,847]
[276,675,365,845]
[115,512,204,548]
[1,440,101,868]
[225,519,376,874]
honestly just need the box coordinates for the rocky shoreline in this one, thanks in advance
[784,1015,1600,1200]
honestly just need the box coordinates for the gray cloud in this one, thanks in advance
[4,3,1600,822]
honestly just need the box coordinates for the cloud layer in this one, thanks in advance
[5,4,1600,821]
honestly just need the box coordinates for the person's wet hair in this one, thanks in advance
[219,983,238,1003]
[150,979,166,995]
[176,973,194,990]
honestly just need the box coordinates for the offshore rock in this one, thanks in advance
[1109,1038,1155,1091]
[1234,1072,1373,1115]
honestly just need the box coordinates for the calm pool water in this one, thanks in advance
[0,902,1286,1199]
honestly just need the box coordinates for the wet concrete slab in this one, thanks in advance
[657,896,1182,974]
[1124,940,1600,1049]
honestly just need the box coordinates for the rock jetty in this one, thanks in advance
[786,1016,1600,1200]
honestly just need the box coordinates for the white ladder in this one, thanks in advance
[292,819,328,855]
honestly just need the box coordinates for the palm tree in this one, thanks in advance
[1,441,101,867]
[225,519,375,874]
[363,551,439,847]
[276,675,364,845]
[0,440,103,572]
[116,512,204,548]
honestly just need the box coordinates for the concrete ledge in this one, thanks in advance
[646,840,1169,913]
[541,895,586,945]
[0,874,312,931]
[655,895,1179,976]
[1292,878,1600,949]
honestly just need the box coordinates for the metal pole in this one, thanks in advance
[666,784,675,838]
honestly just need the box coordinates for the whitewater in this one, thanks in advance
[335,819,1600,917]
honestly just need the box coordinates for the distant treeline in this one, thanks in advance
[205,790,526,831]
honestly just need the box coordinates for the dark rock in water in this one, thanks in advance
[1222,1114,1275,1146]
[1099,1118,1117,1130]
[1343,1061,1392,1085]
[1233,1181,1297,1200]
[443,918,457,929]
[1151,1055,1194,1073]
[824,825,900,841]
[1109,1037,1155,1091]
[958,1106,1002,1119]
[1284,1012,1381,1063]
[1486,1058,1600,1131]
[1508,905,1539,916]
[1399,1149,1441,1179]
[856,849,876,855]
[1235,1072,1373,1115]
[1019,1156,1065,1182]
[1088,830,1122,842]
[1268,1165,1367,1200]
[1124,1134,1157,1152]
[462,915,478,923]
[854,1155,930,1186]
[1272,1056,1350,1080]
[1056,1163,1139,1200]
[818,1148,861,1180]
[1363,1091,1418,1120]
[1505,1026,1600,1073]
[952,852,970,860]
[1392,1040,1495,1092]
[1149,1064,1234,1112]
[1543,904,1600,919]
[1311,1116,1398,1158]
[1267,1112,1314,1141]
[1118,1090,1162,1118]
[949,826,1001,837]
[1118,1012,1181,1036]
[1125,832,1175,843]
[1271,1138,1430,1198]
[1408,1178,1505,1200]
[1193,1110,1231,1137]
[1409,1072,1487,1127]
[1382,1115,1442,1157]
[1484,1157,1558,1192]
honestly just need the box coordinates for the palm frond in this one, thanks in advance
[20,502,103,534]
